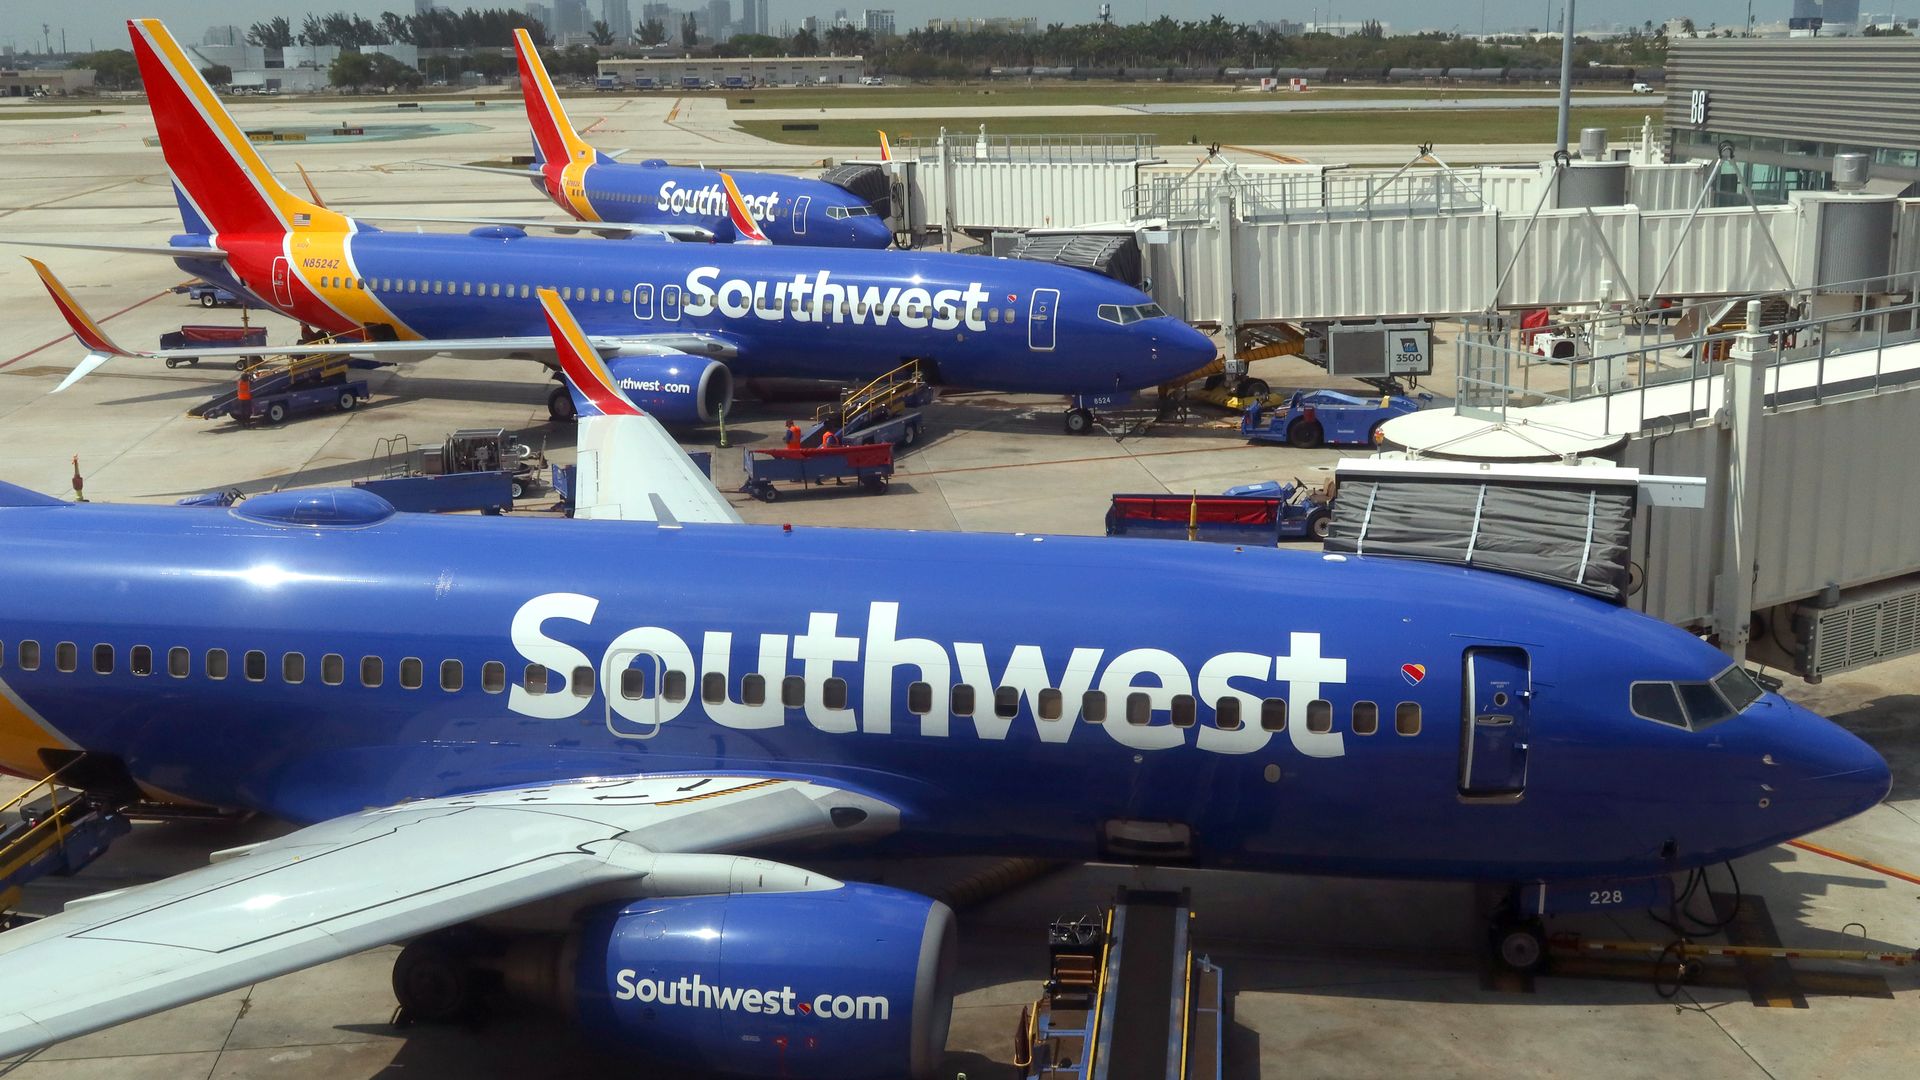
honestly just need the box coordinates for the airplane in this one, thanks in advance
[425,29,896,250]
[0,291,1893,1078]
[18,20,1216,431]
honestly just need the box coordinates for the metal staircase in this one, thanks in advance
[190,351,353,421]
[0,767,130,926]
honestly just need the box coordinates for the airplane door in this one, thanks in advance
[660,284,682,322]
[1460,647,1531,796]
[793,195,810,236]
[606,648,663,740]
[1029,288,1059,351]
[270,257,294,308]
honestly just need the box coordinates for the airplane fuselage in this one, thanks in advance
[537,160,893,249]
[0,494,1888,885]
[173,226,1211,395]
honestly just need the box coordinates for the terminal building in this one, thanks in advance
[1664,36,1920,202]
[0,68,96,96]
[597,54,864,86]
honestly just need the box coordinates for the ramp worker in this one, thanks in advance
[784,420,802,449]
[821,427,842,448]
[235,372,253,424]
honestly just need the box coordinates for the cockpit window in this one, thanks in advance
[1714,666,1764,713]
[1630,682,1687,728]
[1097,303,1165,326]
[1677,682,1733,728]
[825,205,875,219]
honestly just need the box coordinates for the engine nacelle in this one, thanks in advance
[603,354,732,424]
[572,885,955,1080]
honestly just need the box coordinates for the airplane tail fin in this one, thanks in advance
[128,19,329,237]
[25,258,133,392]
[720,173,770,245]
[514,29,597,169]
[537,288,642,418]
[878,131,892,162]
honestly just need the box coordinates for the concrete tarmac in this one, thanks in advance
[0,97,1915,1080]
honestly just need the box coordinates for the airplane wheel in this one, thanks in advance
[1490,917,1549,975]
[548,384,576,423]
[1236,377,1270,400]
[1064,408,1093,435]
[266,402,288,425]
[391,937,478,1023]
[337,391,357,411]
[1287,421,1324,449]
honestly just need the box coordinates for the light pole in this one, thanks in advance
[1554,0,1576,154]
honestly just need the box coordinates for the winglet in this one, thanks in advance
[720,173,770,245]
[877,131,892,162]
[27,259,131,392]
[537,288,641,418]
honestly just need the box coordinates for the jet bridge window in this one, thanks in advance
[482,661,506,694]
[321,654,344,686]
[243,650,266,682]
[206,648,228,681]
[282,653,305,684]
[1394,702,1422,736]
[441,660,463,692]
[92,644,112,675]
[1351,701,1378,735]
[363,656,385,688]
[400,657,424,691]
[17,640,38,671]
[168,647,189,678]
[1260,698,1287,732]
[56,642,76,673]
[1213,697,1242,730]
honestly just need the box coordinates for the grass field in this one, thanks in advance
[738,106,1653,149]
[725,83,1628,111]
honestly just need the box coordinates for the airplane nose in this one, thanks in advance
[1156,322,1218,379]
[854,217,893,249]
[1778,700,1892,824]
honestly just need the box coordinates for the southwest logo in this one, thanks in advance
[1400,663,1426,686]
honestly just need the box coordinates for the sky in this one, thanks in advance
[0,2,1771,55]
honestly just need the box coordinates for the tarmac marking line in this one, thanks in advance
[1,288,175,371]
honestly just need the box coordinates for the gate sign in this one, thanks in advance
[1688,89,1710,127]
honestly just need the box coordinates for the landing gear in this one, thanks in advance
[1235,377,1270,400]
[391,934,480,1023]
[547,383,576,423]
[1064,408,1094,435]
[1489,914,1549,975]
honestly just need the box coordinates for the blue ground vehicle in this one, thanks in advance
[184,281,245,308]
[1241,389,1429,448]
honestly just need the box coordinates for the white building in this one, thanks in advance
[862,9,895,36]
[186,42,422,92]
[1303,21,1390,37]
[600,53,864,86]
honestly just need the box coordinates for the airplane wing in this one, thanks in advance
[24,258,738,391]
[540,287,743,525]
[357,213,717,243]
[418,160,541,178]
[0,775,897,1058]
[0,239,228,259]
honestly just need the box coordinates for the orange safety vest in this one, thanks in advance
[236,377,252,401]
[785,423,802,449]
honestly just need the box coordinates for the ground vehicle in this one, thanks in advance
[1241,389,1428,449]
[1632,81,1653,94]
[183,281,246,308]
[158,325,268,368]
[740,443,894,501]
[1107,477,1334,545]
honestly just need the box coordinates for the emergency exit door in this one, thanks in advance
[1460,647,1531,796]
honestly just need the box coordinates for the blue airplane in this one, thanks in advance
[0,289,1891,1079]
[424,30,895,249]
[20,20,1212,431]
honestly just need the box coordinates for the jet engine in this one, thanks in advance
[495,884,956,1080]
[602,353,733,424]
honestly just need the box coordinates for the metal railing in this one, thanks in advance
[1453,269,1920,438]
[892,132,1157,164]
[1128,163,1494,223]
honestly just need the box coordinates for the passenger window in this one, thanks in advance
[1260,698,1287,731]
[1394,701,1422,736]
[994,686,1020,719]
[620,668,646,699]
[17,640,37,671]
[168,647,190,678]
[742,673,766,706]
[282,652,305,684]
[1171,694,1197,727]
[1037,687,1063,721]
[400,657,423,690]
[782,675,805,708]
[441,660,463,692]
[952,684,975,717]
[206,648,228,680]
[1631,682,1688,728]
[663,670,688,702]
[461,282,472,296]
[702,671,727,704]
[590,288,602,302]
[363,656,385,688]
[1352,701,1378,735]
[1126,692,1152,725]
[908,681,932,714]
[322,653,344,686]
[1214,697,1242,730]
[131,645,152,676]
[1082,690,1106,722]
[92,643,113,675]
[56,642,76,673]
[1305,699,1332,733]
[824,677,849,710]
[242,650,266,682]
[482,661,506,694]
[570,665,594,697]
